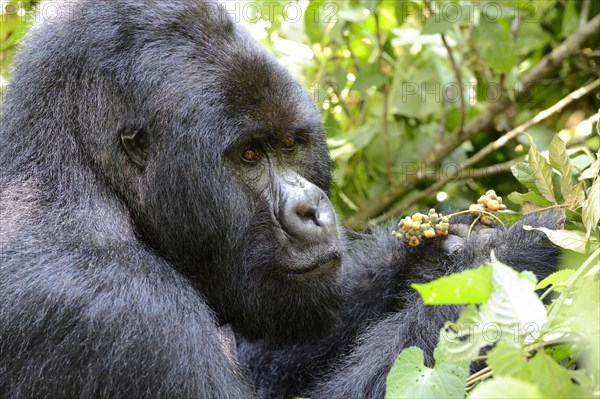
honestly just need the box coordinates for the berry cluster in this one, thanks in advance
[392,189,507,247]
[392,209,449,247]
[469,189,507,223]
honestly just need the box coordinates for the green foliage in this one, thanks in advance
[2,1,599,224]
[2,1,599,397]
[386,130,600,397]
[385,347,468,399]
[511,131,600,251]
[0,1,39,92]
[387,249,600,398]
[238,0,600,224]
[411,264,492,304]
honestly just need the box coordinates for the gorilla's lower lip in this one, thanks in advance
[286,252,341,275]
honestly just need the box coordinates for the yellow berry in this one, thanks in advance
[487,200,500,211]
[477,195,490,205]
[485,190,497,200]
[423,229,436,238]
[412,221,421,230]
[436,228,448,236]
[408,238,420,247]
[412,213,424,222]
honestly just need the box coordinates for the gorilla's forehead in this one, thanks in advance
[39,0,322,146]
[221,58,319,138]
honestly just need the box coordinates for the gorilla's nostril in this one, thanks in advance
[297,204,320,226]
[279,174,338,244]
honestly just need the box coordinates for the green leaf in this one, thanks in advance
[527,136,557,204]
[327,120,379,162]
[580,158,599,180]
[582,177,600,237]
[411,265,492,305]
[385,347,468,399]
[560,1,579,39]
[523,226,595,253]
[434,259,548,370]
[507,191,552,207]
[510,162,538,191]
[570,258,600,381]
[549,135,581,203]
[351,62,388,92]
[535,268,575,290]
[395,1,421,27]
[389,66,443,119]
[476,18,517,74]
[469,377,545,398]
[437,305,485,364]
[304,1,325,44]
[480,257,547,330]
[486,339,530,379]
[529,351,588,398]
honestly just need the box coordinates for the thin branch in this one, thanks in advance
[465,78,600,166]
[387,159,517,219]
[393,79,599,215]
[346,15,600,228]
[437,99,450,140]
[325,74,353,120]
[580,0,591,26]
[466,366,492,384]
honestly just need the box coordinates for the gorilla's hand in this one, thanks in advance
[443,216,499,255]
[439,212,562,278]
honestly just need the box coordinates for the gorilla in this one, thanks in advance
[0,1,558,398]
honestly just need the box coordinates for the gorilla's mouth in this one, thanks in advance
[286,251,341,276]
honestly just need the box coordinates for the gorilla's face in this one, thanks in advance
[112,2,345,343]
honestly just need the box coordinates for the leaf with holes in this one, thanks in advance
[385,347,468,399]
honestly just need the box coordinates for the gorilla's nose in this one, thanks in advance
[279,176,338,245]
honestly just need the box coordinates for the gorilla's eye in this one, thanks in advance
[241,146,261,163]
[281,137,296,152]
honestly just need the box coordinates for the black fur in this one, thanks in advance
[238,214,560,398]
[0,1,558,398]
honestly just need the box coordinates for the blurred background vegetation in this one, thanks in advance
[1,0,599,228]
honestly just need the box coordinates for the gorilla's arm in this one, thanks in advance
[0,238,250,398]
[238,213,560,398]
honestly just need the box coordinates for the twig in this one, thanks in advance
[466,366,491,384]
[437,99,450,140]
[324,74,353,120]
[361,75,597,224]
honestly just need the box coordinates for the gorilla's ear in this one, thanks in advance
[120,126,147,168]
